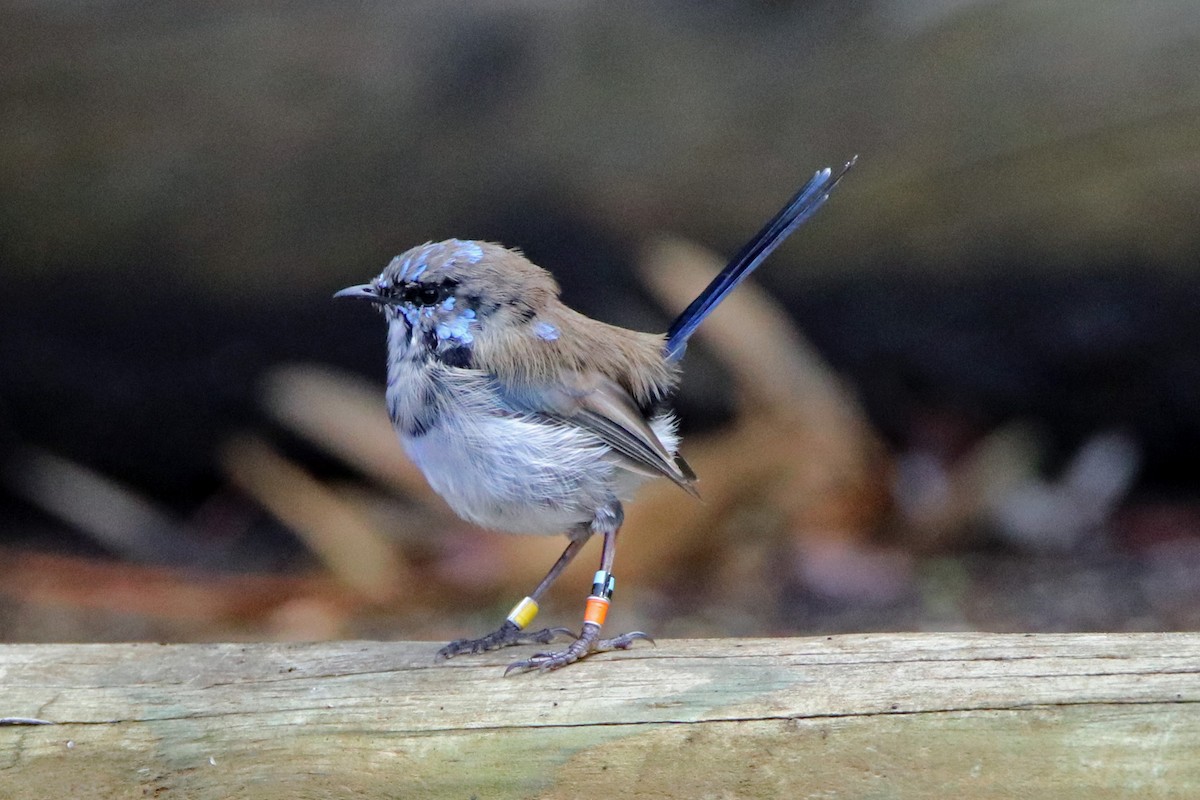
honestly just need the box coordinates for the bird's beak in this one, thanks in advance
[333,283,380,302]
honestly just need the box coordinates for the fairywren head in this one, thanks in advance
[335,238,566,361]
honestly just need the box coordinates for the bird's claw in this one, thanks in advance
[436,621,576,661]
[603,630,655,650]
[504,630,654,675]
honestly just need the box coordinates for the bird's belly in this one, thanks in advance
[400,411,624,535]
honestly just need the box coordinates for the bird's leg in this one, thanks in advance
[435,533,588,661]
[506,501,652,674]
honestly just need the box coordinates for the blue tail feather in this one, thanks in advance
[664,156,856,361]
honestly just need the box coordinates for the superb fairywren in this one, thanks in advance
[335,158,855,672]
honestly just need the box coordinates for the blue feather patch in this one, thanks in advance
[533,321,560,341]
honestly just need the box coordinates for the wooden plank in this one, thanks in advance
[1,634,1197,798]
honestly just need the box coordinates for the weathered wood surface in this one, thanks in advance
[1,634,1197,798]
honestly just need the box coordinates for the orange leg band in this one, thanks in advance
[583,595,610,628]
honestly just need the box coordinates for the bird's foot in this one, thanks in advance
[504,624,653,674]
[436,620,576,661]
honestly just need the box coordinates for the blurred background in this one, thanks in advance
[2,0,1199,645]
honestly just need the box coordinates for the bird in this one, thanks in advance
[335,157,856,673]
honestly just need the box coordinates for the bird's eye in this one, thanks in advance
[401,279,457,307]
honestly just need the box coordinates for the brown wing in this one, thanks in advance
[565,377,698,496]
[498,372,698,497]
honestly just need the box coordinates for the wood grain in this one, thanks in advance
[1,634,1197,798]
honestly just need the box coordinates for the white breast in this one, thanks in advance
[401,409,621,534]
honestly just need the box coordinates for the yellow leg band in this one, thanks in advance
[506,596,540,630]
